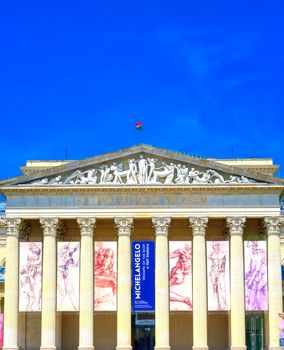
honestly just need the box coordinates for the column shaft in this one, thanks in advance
[264,217,284,350]
[40,218,59,350]
[3,218,21,350]
[115,217,133,350]
[77,218,96,350]
[152,217,171,350]
[190,217,208,350]
[227,217,246,350]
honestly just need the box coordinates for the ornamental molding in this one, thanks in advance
[263,216,284,236]
[152,217,171,236]
[226,217,246,236]
[189,217,208,236]
[77,217,96,236]
[29,155,258,187]
[40,217,60,237]
[114,217,133,236]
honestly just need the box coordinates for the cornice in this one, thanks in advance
[0,184,283,197]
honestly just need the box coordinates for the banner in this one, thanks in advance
[244,241,268,311]
[132,241,155,311]
[207,241,230,311]
[19,242,42,311]
[279,314,284,346]
[94,241,117,311]
[169,241,192,311]
[57,242,80,311]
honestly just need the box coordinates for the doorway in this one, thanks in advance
[132,313,155,350]
[246,314,264,350]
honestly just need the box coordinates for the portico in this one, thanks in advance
[0,144,283,350]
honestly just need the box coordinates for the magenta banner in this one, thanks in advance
[57,242,80,311]
[94,241,117,311]
[19,242,42,311]
[207,241,230,311]
[169,241,192,311]
[244,241,268,311]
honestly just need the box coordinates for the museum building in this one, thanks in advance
[0,144,284,350]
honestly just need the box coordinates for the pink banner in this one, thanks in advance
[207,241,230,311]
[19,242,42,311]
[169,241,192,311]
[244,241,268,311]
[57,242,80,311]
[94,241,117,311]
[0,313,3,348]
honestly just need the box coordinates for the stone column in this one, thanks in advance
[189,217,208,350]
[40,218,59,350]
[227,217,246,350]
[3,218,21,350]
[152,217,171,350]
[264,217,284,350]
[77,218,96,350]
[115,217,133,350]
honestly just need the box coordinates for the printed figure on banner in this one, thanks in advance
[207,241,230,311]
[19,242,42,311]
[169,241,192,311]
[94,241,117,311]
[245,241,268,311]
[57,242,80,311]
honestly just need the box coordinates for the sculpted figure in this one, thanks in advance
[175,164,188,184]
[187,168,200,183]
[207,170,225,184]
[164,163,175,184]
[127,159,138,184]
[138,154,148,184]
[191,170,212,184]
[99,165,113,184]
[147,158,157,183]
[75,169,97,184]
[49,175,63,185]
[32,178,49,185]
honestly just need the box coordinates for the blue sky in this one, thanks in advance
[0,1,284,180]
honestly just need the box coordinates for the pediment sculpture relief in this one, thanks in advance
[31,154,257,186]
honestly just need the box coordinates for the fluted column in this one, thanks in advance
[152,217,171,350]
[264,217,284,350]
[189,217,208,350]
[227,217,246,350]
[115,217,133,350]
[40,218,59,350]
[3,218,21,350]
[77,218,96,350]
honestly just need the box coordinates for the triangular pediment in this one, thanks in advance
[0,144,283,187]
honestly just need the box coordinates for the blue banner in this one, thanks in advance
[132,241,155,311]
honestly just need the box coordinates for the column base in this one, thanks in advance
[116,346,132,350]
[230,347,246,350]
[155,346,171,350]
[2,347,19,350]
[269,347,283,350]
[192,347,208,350]
[78,347,94,350]
[40,347,57,350]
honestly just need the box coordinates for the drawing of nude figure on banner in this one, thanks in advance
[207,241,230,311]
[169,241,192,311]
[57,242,80,311]
[19,242,42,311]
[94,241,117,311]
[245,241,268,311]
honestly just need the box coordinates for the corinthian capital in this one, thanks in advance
[114,217,133,236]
[77,217,96,236]
[226,217,246,236]
[152,217,171,236]
[263,216,284,236]
[189,217,208,236]
[6,218,22,237]
[40,218,60,237]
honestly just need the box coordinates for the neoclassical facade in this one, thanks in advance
[0,144,284,350]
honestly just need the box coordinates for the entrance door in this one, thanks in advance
[246,315,264,350]
[132,313,155,350]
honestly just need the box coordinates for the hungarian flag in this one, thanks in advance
[135,121,143,131]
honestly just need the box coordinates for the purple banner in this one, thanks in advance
[169,241,192,311]
[244,241,268,311]
[19,242,42,311]
[94,241,117,311]
[207,241,230,311]
[57,242,80,311]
